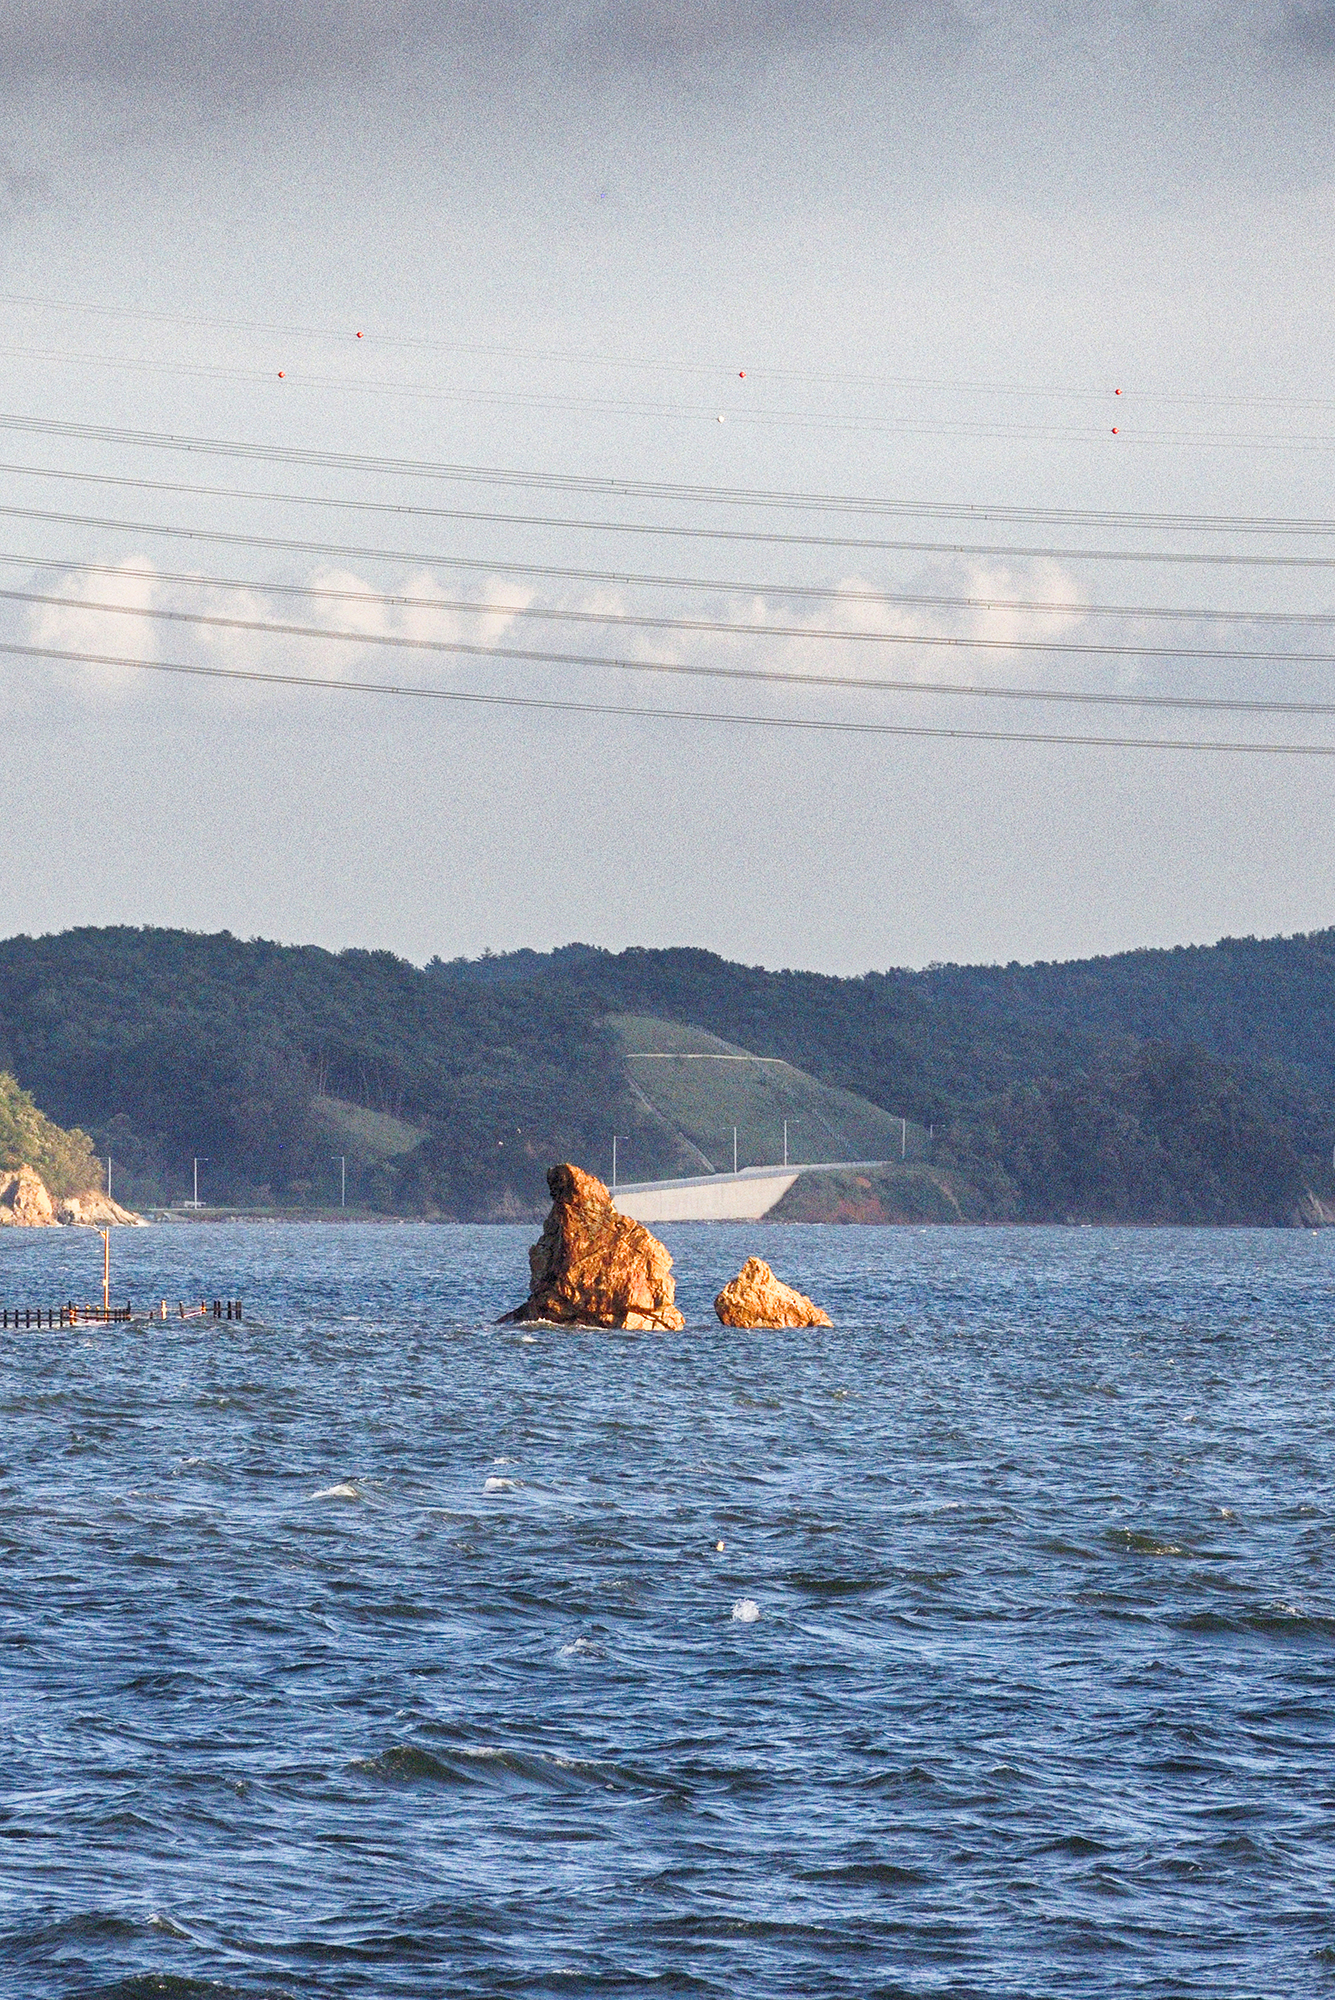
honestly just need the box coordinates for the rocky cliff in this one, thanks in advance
[0,1165,142,1227]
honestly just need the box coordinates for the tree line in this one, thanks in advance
[0,924,1326,1222]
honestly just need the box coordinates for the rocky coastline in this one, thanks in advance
[0,1164,143,1227]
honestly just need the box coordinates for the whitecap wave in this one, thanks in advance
[559,1637,607,1659]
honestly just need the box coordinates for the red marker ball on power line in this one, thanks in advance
[278,371,285,378]
[1114,387,1122,395]
[1111,426,1118,433]
[356,331,363,339]
[739,370,745,378]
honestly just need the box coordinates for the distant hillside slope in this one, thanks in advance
[0,928,674,1218]
[437,933,1335,1132]
[431,942,1092,1122]
[0,925,1323,1224]
[432,938,1328,1224]
[609,1014,925,1176]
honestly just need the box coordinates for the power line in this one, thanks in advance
[8,637,1335,755]
[14,585,1335,677]
[5,289,1333,411]
[3,412,1335,533]
[5,341,1335,452]
[5,462,1335,623]
[8,501,1335,588]
[9,548,1335,632]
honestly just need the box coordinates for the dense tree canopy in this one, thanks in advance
[0,925,1327,1222]
[0,1071,100,1198]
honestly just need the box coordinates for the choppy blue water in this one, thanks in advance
[3,1221,1335,1998]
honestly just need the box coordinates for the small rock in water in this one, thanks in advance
[714,1258,831,1329]
[731,1598,761,1623]
[484,1476,517,1493]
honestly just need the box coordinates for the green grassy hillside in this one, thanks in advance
[609,1014,925,1175]
[308,1096,429,1166]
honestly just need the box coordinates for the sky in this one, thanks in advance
[1,1,1334,974]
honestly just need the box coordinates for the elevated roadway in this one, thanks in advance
[611,1160,889,1224]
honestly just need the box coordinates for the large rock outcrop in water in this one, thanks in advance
[502,1163,686,1330]
[714,1257,832,1328]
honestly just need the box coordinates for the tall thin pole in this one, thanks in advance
[613,1135,627,1189]
[101,1229,109,1316]
[783,1119,787,1167]
[105,1155,112,1201]
[733,1126,738,1175]
[901,1117,907,1161]
[193,1157,199,1207]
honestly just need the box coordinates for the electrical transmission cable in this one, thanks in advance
[4,412,1335,533]
[8,548,1335,632]
[7,638,1335,755]
[6,462,1335,623]
[12,585,1335,677]
[9,501,1335,583]
[4,342,1333,449]
[6,289,1335,410]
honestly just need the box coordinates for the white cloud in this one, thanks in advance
[24,559,162,703]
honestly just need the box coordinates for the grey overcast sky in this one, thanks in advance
[1,2,1334,972]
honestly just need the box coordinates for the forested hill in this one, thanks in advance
[919,933,1335,1105]
[0,929,640,1219]
[430,931,1335,1115]
[429,934,1335,1224]
[0,924,1329,1223]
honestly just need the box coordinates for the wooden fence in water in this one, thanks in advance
[1,1299,244,1330]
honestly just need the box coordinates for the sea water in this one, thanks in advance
[2,1221,1334,1997]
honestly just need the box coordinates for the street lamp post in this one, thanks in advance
[191,1156,209,1209]
[331,1155,346,1208]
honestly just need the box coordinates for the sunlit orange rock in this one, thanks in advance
[0,1165,57,1226]
[714,1257,831,1328]
[0,1166,143,1226]
[502,1162,686,1330]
